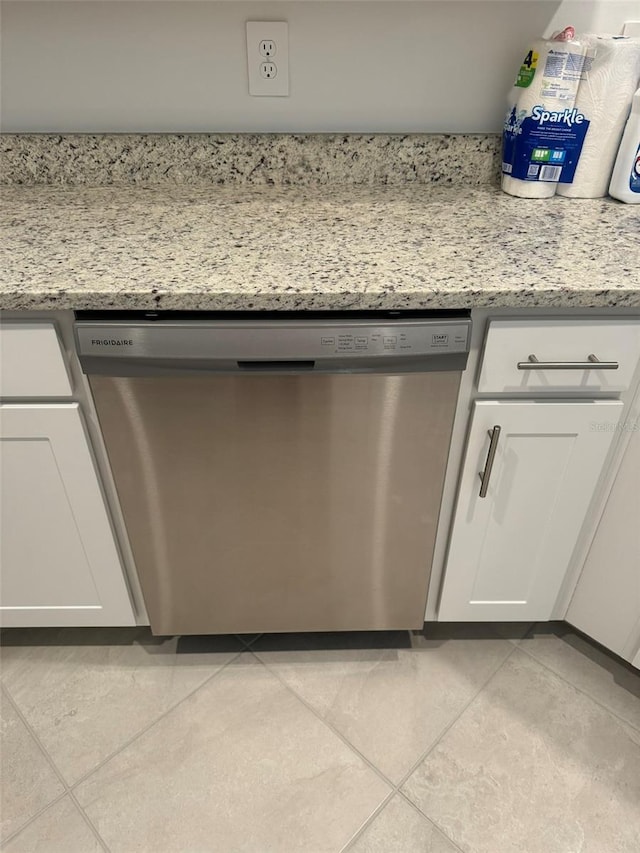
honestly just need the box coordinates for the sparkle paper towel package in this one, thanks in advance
[502,28,640,200]
[557,36,640,198]
[502,27,588,198]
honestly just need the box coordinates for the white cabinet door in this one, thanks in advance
[0,322,72,398]
[0,404,135,627]
[566,422,640,664]
[438,399,622,622]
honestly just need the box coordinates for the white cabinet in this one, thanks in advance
[566,421,640,666]
[478,320,640,395]
[0,404,135,627]
[438,399,622,621]
[0,322,73,397]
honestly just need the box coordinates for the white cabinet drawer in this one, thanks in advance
[0,322,72,398]
[478,320,640,394]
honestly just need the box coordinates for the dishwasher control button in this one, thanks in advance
[355,336,368,347]
[321,337,335,346]
[431,333,449,347]
[337,335,355,350]
[383,336,397,347]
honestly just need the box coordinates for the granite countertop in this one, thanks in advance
[2,182,639,311]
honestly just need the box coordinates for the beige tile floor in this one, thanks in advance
[1,622,639,853]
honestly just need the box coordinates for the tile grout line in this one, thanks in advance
[248,649,397,791]
[340,643,518,853]
[1,682,69,791]
[397,640,640,853]
[339,787,467,853]
[3,678,111,850]
[251,640,514,853]
[68,646,248,793]
[237,633,263,649]
[338,789,396,853]
[391,646,521,853]
[0,791,69,849]
[396,790,467,853]
[68,789,112,853]
[3,631,550,853]
[515,642,640,734]
[246,649,405,853]
[0,682,71,847]
[1,789,111,853]
[395,643,518,793]
[2,641,255,850]
[338,628,639,853]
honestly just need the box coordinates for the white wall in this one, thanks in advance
[1,1,636,133]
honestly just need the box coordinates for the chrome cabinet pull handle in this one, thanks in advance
[478,425,501,499]
[517,354,619,371]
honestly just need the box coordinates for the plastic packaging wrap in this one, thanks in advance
[609,86,640,202]
[502,27,587,198]
[557,35,640,198]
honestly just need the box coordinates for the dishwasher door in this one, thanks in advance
[88,371,461,634]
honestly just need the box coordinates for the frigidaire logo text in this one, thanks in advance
[91,339,134,346]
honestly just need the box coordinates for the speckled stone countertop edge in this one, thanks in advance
[2,183,639,312]
[5,286,640,313]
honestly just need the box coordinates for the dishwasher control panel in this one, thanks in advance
[321,327,468,354]
[75,316,471,375]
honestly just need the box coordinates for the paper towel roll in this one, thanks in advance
[502,36,586,198]
[502,173,558,197]
[557,36,640,198]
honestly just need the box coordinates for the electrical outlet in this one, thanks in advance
[246,22,289,97]
[259,40,276,59]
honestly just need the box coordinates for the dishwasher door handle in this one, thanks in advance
[236,360,316,371]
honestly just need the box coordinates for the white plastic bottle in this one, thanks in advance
[609,87,640,203]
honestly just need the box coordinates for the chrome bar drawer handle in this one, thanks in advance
[517,354,619,371]
[478,425,501,499]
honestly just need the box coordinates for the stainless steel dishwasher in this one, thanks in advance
[76,312,471,635]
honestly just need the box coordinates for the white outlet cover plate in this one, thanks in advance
[622,21,640,36]
[247,21,289,97]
